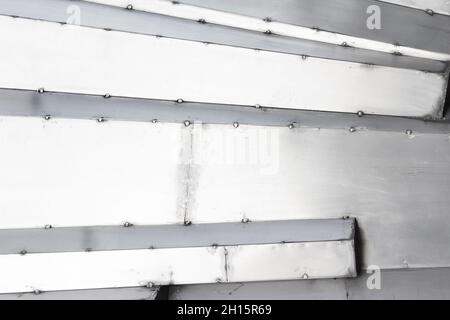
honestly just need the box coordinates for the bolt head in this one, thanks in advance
[302,273,309,279]
[151,119,158,123]
[146,282,154,288]
[357,111,364,117]
[123,221,133,227]
[44,224,52,229]
[425,8,434,15]
[44,115,51,121]
[264,30,272,35]
[33,289,42,295]
[184,220,192,226]
[37,88,45,94]
[103,94,111,99]
[233,122,239,128]
[176,98,184,104]
[20,250,27,255]
[126,4,133,10]
[288,123,295,129]
[406,129,413,135]
[97,117,105,123]
[349,127,356,133]
[184,120,191,127]
[241,218,250,223]
[255,104,261,109]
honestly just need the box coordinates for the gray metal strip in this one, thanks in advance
[0,286,160,300]
[181,0,450,55]
[1,88,450,134]
[0,219,354,254]
[0,0,445,72]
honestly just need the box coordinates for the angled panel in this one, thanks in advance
[0,16,445,117]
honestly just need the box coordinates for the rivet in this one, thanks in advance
[184,120,191,127]
[406,129,413,135]
[263,17,272,23]
[357,111,364,117]
[343,216,350,220]
[151,119,158,123]
[20,250,27,255]
[425,9,434,16]
[255,104,261,109]
[341,42,349,47]
[146,282,154,288]
[44,224,52,229]
[126,4,133,10]
[392,51,403,56]
[123,221,133,227]
[233,122,239,128]
[33,289,42,295]
[96,117,106,123]
[301,55,308,60]
[184,220,192,226]
[215,278,222,283]
[44,115,51,121]
[103,94,111,99]
[241,218,250,223]
[288,123,295,129]
[176,98,184,104]
[349,127,356,133]
[198,18,206,24]
[302,273,309,279]
[211,244,218,249]
[37,88,45,94]
[264,30,272,35]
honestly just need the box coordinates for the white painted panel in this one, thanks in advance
[0,16,445,117]
[86,0,450,60]
[0,116,186,228]
[227,241,356,282]
[0,247,226,293]
[381,0,450,15]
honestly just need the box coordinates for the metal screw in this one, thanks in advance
[357,111,364,117]
[425,8,434,16]
[341,42,349,47]
[44,224,52,229]
[176,98,184,104]
[288,123,295,129]
[263,17,272,23]
[301,55,308,60]
[146,282,154,288]
[37,88,45,94]
[44,115,51,121]
[184,120,191,127]
[241,218,250,223]
[126,4,133,10]
[20,250,27,255]
[123,221,133,227]
[198,18,206,24]
[211,244,218,249]
[233,122,239,128]
[103,93,111,99]
[184,220,192,226]
[151,119,158,123]
[406,129,413,135]
[33,289,42,295]
[349,127,356,133]
[97,117,105,123]
[264,30,272,35]
[255,104,261,109]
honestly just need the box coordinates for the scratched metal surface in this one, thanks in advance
[180,0,450,55]
[0,219,354,254]
[169,267,450,300]
[0,0,445,71]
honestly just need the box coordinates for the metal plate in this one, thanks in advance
[177,0,450,55]
[0,218,354,254]
[0,0,444,71]
[0,116,187,228]
[0,240,355,293]
[0,16,445,117]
